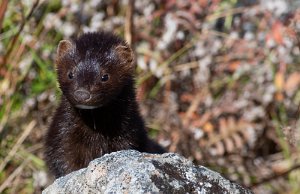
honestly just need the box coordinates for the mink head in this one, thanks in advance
[56,31,135,109]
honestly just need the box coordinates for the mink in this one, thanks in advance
[44,31,165,178]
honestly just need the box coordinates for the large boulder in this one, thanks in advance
[43,150,252,194]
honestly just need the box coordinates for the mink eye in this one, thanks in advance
[68,71,74,79]
[101,74,109,82]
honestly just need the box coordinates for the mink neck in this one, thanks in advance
[74,81,137,135]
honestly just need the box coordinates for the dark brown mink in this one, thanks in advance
[44,31,165,178]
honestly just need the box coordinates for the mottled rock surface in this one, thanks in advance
[43,150,253,194]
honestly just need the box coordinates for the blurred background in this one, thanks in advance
[1,0,300,193]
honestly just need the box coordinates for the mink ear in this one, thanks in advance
[57,40,73,59]
[115,44,134,66]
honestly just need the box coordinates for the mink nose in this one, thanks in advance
[74,89,91,102]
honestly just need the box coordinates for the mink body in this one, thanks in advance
[45,32,165,178]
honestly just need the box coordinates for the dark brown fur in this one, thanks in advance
[44,32,165,178]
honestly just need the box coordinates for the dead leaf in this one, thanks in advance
[275,92,284,102]
[274,71,285,91]
[284,72,300,94]
[228,61,240,72]
[203,122,214,133]
[272,21,284,45]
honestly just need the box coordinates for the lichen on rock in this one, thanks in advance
[43,150,253,194]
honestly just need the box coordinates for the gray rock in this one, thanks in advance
[43,150,252,194]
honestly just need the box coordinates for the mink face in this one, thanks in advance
[45,31,165,178]
[57,32,134,109]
